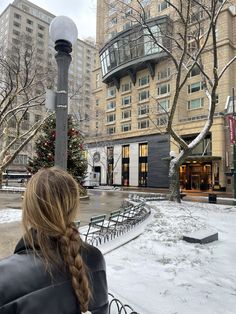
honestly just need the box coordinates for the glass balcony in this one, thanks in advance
[100,15,172,86]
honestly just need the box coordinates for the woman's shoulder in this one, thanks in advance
[81,243,106,272]
[0,253,40,307]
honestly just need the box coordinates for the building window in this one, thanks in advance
[96,73,100,88]
[122,145,130,186]
[144,25,162,55]
[139,143,148,187]
[122,145,130,158]
[188,81,203,93]
[140,0,151,6]
[157,67,171,80]
[122,95,132,106]
[140,9,151,20]
[108,5,116,16]
[190,65,200,77]
[108,30,117,40]
[38,24,45,31]
[14,13,21,20]
[157,99,170,112]
[138,75,149,86]
[158,0,170,12]
[22,5,29,11]
[138,104,149,116]
[107,100,116,110]
[139,143,148,156]
[187,98,204,110]
[96,99,100,106]
[187,41,197,53]
[27,19,33,25]
[183,133,212,156]
[121,82,131,92]
[121,110,131,120]
[157,115,168,126]
[13,29,20,36]
[138,90,149,102]
[107,113,116,123]
[125,8,133,17]
[13,21,21,28]
[157,83,170,96]
[107,126,116,134]
[138,119,149,129]
[107,84,116,98]
[26,27,33,33]
[12,38,20,45]
[123,21,132,30]
[121,123,131,132]
[38,33,44,39]
[109,16,117,27]
[190,11,204,24]
[107,147,114,185]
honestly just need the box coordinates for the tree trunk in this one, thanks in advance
[169,158,181,202]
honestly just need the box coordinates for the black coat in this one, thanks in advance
[0,239,108,314]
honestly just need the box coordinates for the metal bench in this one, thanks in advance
[102,210,122,240]
[82,214,106,242]
[103,210,121,230]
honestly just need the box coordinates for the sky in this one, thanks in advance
[1,197,236,313]
[0,0,97,40]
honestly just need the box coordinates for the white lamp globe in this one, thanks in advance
[49,16,78,45]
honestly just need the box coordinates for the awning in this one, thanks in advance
[184,156,221,163]
[162,155,221,163]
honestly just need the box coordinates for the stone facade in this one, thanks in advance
[88,0,236,191]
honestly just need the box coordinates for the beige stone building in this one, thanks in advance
[0,0,95,175]
[87,0,236,192]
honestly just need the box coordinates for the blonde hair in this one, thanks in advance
[22,167,91,312]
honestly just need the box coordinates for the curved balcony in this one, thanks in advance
[100,15,172,88]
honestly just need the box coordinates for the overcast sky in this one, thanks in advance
[0,0,97,40]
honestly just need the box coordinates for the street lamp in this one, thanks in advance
[49,16,78,170]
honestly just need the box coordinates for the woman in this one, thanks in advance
[0,167,108,314]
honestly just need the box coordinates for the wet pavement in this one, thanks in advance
[0,190,130,259]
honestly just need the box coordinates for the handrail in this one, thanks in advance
[108,293,140,314]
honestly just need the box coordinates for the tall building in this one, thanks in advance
[87,0,236,192]
[0,0,95,173]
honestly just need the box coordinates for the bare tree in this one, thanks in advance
[104,0,236,201]
[0,34,55,187]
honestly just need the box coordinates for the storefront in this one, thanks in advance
[180,156,221,191]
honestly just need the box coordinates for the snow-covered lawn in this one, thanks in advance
[1,201,235,313]
[105,201,236,314]
[0,209,22,224]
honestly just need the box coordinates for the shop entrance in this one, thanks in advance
[180,163,212,191]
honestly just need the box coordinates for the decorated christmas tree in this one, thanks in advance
[28,114,87,184]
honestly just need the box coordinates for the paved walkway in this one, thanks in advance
[0,187,235,260]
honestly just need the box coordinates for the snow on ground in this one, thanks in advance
[0,209,22,224]
[105,201,236,314]
[1,199,236,313]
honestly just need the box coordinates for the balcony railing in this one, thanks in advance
[100,15,172,87]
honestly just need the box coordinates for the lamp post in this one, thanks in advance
[49,16,78,170]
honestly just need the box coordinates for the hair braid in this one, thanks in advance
[59,223,91,313]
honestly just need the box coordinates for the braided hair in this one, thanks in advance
[22,167,91,312]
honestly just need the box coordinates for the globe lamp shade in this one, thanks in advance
[49,16,78,45]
